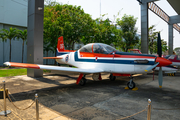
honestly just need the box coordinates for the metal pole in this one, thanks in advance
[147,99,151,120]
[0,81,11,116]
[3,81,6,115]
[35,93,39,120]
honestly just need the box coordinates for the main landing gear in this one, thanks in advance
[76,73,102,86]
[76,73,87,86]
[109,73,116,81]
[109,74,136,89]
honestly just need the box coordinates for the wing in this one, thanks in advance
[4,62,103,74]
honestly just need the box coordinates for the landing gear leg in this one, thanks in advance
[127,75,136,89]
[109,73,116,81]
[76,74,87,86]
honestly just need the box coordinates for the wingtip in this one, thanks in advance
[4,62,11,66]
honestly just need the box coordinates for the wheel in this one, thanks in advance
[79,77,87,86]
[127,81,136,89]
[109,74,116,81]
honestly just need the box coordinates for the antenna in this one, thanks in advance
[100,0,101,18]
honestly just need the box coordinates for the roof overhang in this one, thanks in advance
[167,0,180,15]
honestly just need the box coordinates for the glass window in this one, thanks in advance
[93,43,116,54]
[177,55,180,60]
[79,44,92,53]
[168,55,175,59]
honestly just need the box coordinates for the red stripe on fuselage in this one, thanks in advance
[80,52,114,57]
[80,52,155,59]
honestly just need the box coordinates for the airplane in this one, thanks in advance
[4,34,172,89]
[166,55,180,67]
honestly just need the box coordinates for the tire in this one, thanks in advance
[109,74,116,81]
[79,77,87,86]
[127,81,136,89]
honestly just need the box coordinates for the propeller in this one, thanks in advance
[157,33,163,88]
[145,62,159,72]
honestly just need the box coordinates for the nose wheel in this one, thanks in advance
[127,77,136,89]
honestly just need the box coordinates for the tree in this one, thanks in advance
[44,2,96,56]
[17,29,27,63]
[148,25,167,54]
[174,47,180,55]
[116,14,139,52]
[81,17,120,46]
[0,32,7,42]
[0,27,18,62]
[148,25,159,54]
[43,40,54,65]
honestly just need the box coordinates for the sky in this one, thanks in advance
[56,0,180,49]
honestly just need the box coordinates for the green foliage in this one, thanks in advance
[17,29,27,42]
[148,25,167,54]
[81,17,121,46]
[44,40,54,64]
[0,27,18,62]
[0,69,27,77]
[116,14,139,52]
[174,47,180,55]
[17,29,27,63]
[44,2,95,52]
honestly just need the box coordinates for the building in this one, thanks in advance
[0,0,27,66]
[0,0,56,66]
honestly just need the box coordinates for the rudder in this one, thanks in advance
[57,36,64,52]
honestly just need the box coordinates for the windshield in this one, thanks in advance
[79,43,116,54]
[79,44,93,53]
[93,43,116,54]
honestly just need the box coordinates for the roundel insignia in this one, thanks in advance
[95,56,98,61]
[65,55,69,63]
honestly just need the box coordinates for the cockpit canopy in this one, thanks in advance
[80,43,116,54]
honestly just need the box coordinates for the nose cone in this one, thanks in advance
[156,57,172,66]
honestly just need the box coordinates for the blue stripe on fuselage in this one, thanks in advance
[74,51,155,65]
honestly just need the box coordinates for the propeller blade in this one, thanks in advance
[157,33,162,57]
[158,67,163,88]
[145,62,159,72]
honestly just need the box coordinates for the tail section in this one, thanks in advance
[56,36,75,56]
[57,36,64,52]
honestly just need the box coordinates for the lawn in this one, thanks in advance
[0,69,27,77]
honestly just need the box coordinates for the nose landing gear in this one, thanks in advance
[127,77,136,89]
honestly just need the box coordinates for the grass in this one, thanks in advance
[0,69,27,77]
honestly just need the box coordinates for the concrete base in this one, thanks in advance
[0,110,11,116]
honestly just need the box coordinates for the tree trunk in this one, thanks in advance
[9,39,11,62]
[22,40,24,63]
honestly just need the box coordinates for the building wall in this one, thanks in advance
[0,0,81,66]
[0,0,27,27]
[0,24,27,66]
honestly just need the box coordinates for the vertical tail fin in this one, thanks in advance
[57,36,64,52]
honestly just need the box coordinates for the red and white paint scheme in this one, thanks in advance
[4,37,172,89]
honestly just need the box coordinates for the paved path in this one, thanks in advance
[0,71,180,120]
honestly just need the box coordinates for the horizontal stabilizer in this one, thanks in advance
[145,62,159,72]
[43,57,63,59]
[4,62,103,74]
